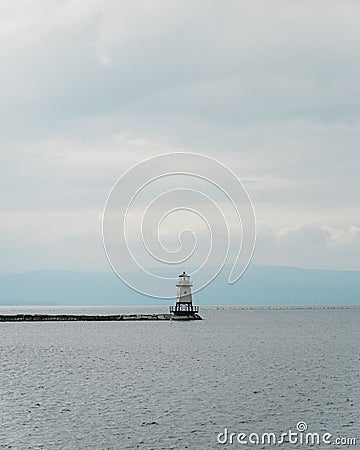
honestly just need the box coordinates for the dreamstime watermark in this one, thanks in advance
[102,153,256,298]
[217,422,357,446]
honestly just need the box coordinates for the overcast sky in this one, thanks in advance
[0,0,359,273]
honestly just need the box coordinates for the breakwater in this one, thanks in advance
[0,313,202,322]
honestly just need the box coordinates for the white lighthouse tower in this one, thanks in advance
[170,271,199,317]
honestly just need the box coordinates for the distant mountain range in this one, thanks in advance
[0,265,359,306]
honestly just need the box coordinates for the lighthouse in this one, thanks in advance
[169,271,199,317]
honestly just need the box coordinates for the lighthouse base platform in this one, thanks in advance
[170,313,202,320]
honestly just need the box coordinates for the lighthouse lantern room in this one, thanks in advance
[170,271,199,316]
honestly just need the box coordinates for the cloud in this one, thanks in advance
[0,1,359,271]
[324,225,360,245]
[254,224,360,270]
[278,224,330,246]
[0,209,105,271]
[2,0,360,127]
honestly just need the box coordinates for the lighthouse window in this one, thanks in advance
[184,291,187,294]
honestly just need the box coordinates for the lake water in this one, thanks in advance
[0,305,359,449]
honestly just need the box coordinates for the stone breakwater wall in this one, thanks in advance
[0,314,202,322]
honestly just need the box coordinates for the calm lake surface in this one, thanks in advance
[0,305,359,449]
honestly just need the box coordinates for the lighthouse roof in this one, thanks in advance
[178,271,188,277]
